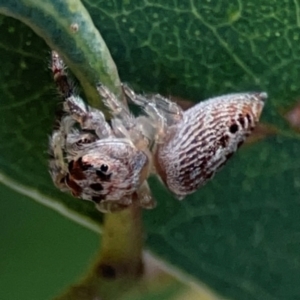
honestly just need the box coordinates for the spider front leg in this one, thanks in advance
[49,129,69,191]
[63,96,112,139]
[122,84,183,144]
[96,84,150,150]
[96,83,132,126]
[51,50,112,139]
[135,181,156,209]
[147,93,184,125]
[49,114,97,191]
[95,195,133,213]
[49,117,78,192]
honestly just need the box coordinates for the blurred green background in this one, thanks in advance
[0,182,99,300]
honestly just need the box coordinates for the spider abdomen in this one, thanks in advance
[154,92,266,199]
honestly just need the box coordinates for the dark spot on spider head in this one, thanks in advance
[76,135,95,145]
[100,164,109,172]
[77,157,92,171]
[91,195,105,203]
[76,139,85,146]
[59,176,66,184]
[68,160,74,171]
[90,183,103,191]
[229,123,239,134]
[65,173,82,197]
[68,160,86,180]
[96,170,112,182]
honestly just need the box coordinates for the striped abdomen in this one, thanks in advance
[154,92,266,199]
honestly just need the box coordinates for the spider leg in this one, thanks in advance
[51,51,112,139]
[63,96,112,138]
[123,84,183,127]
[50,51,110,189]
[48,116,73,191]
[97,84,150,149]
[136,181,156,209]
[123,84,182,144]
[96,83,133,128]
[49,129,68,190]
[96,197,132,213]
[122,85,164,143]
[51,50,74,98]
[148,93,184,125]
[49,115,90,188]
[65,130,97,157]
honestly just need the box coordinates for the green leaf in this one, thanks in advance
[1,1,300,300]
[0,181,100,300]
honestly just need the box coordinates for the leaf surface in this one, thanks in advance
[1,1,300,299]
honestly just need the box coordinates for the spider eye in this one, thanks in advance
[100,164,109,173]
[96,164,112,182]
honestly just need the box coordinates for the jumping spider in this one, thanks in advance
[49,51,266,213]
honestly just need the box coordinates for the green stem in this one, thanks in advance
[0,0,123,109]
[97,204,144,279]
[54,205,145,300]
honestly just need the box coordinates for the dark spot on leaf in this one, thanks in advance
[229,123,239,134]
[98,264,116,279]
[90,183,103,191]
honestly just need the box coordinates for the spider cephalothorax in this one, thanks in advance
[49,51,266,212]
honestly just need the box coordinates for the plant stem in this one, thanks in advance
[97,204,144,279]
[54,206,144,300]
[0,0,123,110]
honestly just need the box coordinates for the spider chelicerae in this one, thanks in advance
[49,51,266,213]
